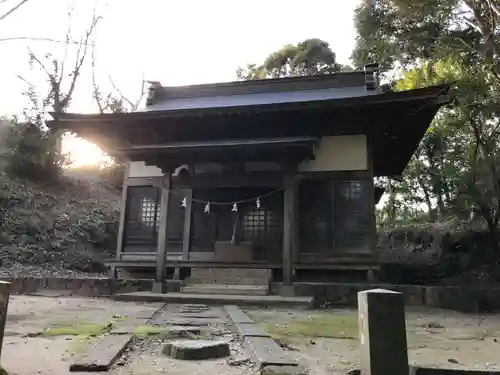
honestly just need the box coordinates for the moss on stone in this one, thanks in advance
[132,325,201,339]
[261,312,358,339]
[42,323,111,337]
[132,325,168,338]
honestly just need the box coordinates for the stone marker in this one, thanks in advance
[0,281,11,359]
[358,289,408,375]
[162,340,230,360]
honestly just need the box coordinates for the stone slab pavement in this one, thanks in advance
[2,295,162,375]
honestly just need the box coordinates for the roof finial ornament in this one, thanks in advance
[146,81,161,106]
[364,63,380,92]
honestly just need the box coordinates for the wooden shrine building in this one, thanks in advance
[52,65,449,295]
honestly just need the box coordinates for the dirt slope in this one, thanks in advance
[0,169,120,277]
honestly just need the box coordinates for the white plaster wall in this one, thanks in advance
[127,161,164,178]
[127,135,368,177]
[299,135,368,172]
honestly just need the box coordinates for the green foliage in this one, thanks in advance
[70,208,117,249]
[237,38,347,80]
[352,0,474,69]
[2,118,67,181]
[357,0,500,252]
[99,162,125,191]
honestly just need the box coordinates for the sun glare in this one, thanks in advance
[62,134,106,168]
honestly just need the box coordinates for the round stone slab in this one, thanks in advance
[162,340,230,360]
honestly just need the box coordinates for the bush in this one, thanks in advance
[1,118,67,182]
[99,162,125,190]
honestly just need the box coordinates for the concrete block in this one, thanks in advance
[162,340,230,360]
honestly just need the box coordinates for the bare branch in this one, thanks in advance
[0,36,95,45]
[16,74,34,87]
[60,8,101,109]
[0,0,30,22]
[27,47,56,85]
[58,9,74,86]
[91,36,105,113]
[486,0,500,19]
[136,71,146,110]
[108,75,135,109]
[108,71,146,111]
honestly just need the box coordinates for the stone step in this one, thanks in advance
[189,268,271,285]
[180,284,269,296]
[186,277,268,286]
[113,292,313,308]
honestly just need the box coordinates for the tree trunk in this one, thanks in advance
[387,179,397,224]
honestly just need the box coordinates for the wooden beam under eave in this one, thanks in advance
[153,174,172,293]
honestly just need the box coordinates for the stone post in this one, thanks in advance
[358,289,408,375]
[0,281,11,359]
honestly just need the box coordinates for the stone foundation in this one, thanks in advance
[3,276,500,313]
[271,282,500,313]
[0,277,153,297]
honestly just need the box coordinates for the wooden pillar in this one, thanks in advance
[358,289,408,375]
[282,173,297,296]
[111,164,130,279]
[153,174,172,293]
[181,189,193,261]
[366,134,378,282]
[0,281,10,359]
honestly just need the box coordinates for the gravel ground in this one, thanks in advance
[5,296,500,375]
[0,262,106,278]
[247,307,500,375]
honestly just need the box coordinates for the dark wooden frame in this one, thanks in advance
[115,171,377,259]
[112,138,379,289]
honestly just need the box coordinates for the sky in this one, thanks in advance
[0,0,360,166]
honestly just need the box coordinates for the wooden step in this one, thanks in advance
[180,284,269,296]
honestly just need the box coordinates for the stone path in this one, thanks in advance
[69,302,235,372]
[224,305,298,371]
[163,339,231,360]
[69,335,133,372]
[150,303,228,330]
[10,296,500,375]
[2,296,162,375]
